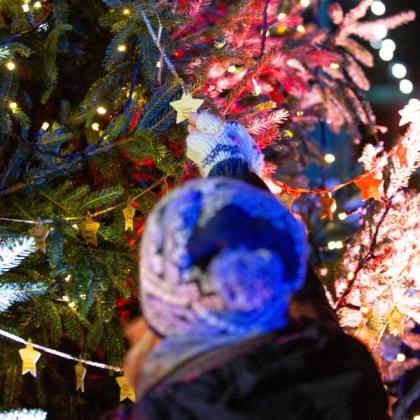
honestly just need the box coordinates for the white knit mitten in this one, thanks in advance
[186,112,264,177]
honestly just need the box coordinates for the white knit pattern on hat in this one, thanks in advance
[186,112,264,177]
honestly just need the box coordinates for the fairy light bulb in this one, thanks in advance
[330,62,340,70]
[33,1,42,9]
[399,79,413,94]
[277,13,286,20]
[300,0,310,7]
[379,47,393,61]
[41,122,49,131]
[117,44,126,52]
[9,102,18,111]
[68,301,76,308]
[338,212,347,221]
[22,3,30,13]
[228,65,237,73]
[391,63,407,79]
[252,79,262,96]
[324,153,336,163]
[122,8,131,15]
[371,1,386,16]
[296,25,306,33]
[396,353,406,362]
[62,295,70,302]
[91,122,100,131]
[372,25,387,40]
[381,39,396,52]
[6,61,16,71]
[96,106,107,115]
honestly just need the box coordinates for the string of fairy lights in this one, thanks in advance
[369,0,415,95]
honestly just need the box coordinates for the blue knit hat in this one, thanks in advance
[140,178,307,338]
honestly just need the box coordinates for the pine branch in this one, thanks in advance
[0,282,47,312]
[0,237,37,275]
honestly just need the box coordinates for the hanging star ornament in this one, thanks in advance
[170,92,204,124]
[320,192,337,221]
[75,362,87,393]
[29,221,49,253]
[354,173,383,201]
[19,341,41,377]
[79,214,100,246]
[116,373,136,402]
[122,202,136,231]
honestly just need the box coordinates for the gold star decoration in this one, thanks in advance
[79,214,100,246]
[122,202,136,231]
[320,192,337,221]
[354,173,383,201]
[29,221,49,253]
[170,92,204,124]
[75,362,87,393]
[116,373,136,402]
[18,340,41,377]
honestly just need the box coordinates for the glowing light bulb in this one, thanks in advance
[371,1,386,16]
[9,102,18,110]
[65,274,72,282]
[62,295,70,302]
[41,122,49,131]
[34,1,42,9]
[413,416,420,420]
[399,79,413,94]
[252,79,262,96]
[296,110,304,117]
[277,13,286,20]
[6,61,16,71]
[381,39,396,52]
[391,63,407,79]
[300,0,310,7]
[117,44,126,52]
[296,25,306,33]
[396,353,406,362]
[122,8,130,15]
[327,241,336,250]
[372,25,387,40]
[324,153,336,163]
[91,123,100,131]
[348,273,355,280]
[330,62,340,70]
[22,3,30,13]
[68,301,76,308]
[319,267,328,276]
[338,212,347,221]
[370,39,382,49]
[379,47,393,61]
[228,65,237,74]
[96,106,107,115]
[335,241,344,249]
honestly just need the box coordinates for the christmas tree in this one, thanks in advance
[0,0,417,417]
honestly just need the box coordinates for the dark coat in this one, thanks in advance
[134,318,388,420]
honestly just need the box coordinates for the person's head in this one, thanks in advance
[139,178,307,339]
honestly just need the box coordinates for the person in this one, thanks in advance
[121,113,388,420]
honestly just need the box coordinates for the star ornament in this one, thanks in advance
[116,373,136,402]
[170,92,204,124]
[75,362,87,393]
[399,98,420,126]
[19,341,41,377]
[320,192,337,221]
[354,173,383,201]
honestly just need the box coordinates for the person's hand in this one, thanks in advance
[185,111,264,177]
[123,318,161,388]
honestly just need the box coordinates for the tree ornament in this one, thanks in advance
[122,202,136,231]
[320,192,337,221]
[170,92,204,124]
[79,214,100,246]
[116,373,136,402]
[277,189,301,210]
[75,362,87,393]
[28,221,49,253]
[354,173,383,201]
[18,340,41,377]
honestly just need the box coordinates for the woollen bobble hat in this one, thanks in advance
[140,177,307,338]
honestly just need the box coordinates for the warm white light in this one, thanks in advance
[228,65,237,74]
[6,61,16,71]
[330,62,340,70]
[122,8,130,15]
[277,13,286,20]
[9,102,18,110]
[413,416,420,420]
[391,63,407,79]
[62,295,70,302]
[372,25,388,40]
[300,0,310,7]
[370,39,382,49]
[327,241,336,250]
[371,1,386,16]
[33,1,42,9]
[41,122,49,131]
[379,47,393,61]
[338,212,347,221]
[96,106,107,115]
[396,353,406,362]
[399,79,413,95]
[117,44,126,52]
[296,25,306,33]
[91,123,100,131]
[324,153,336,163]
[22,4,30,13]
[381,39,396,52]
[68,301,76,308]
[335,241,344,249]
[65,274,72,281]
[319,267,328,276]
